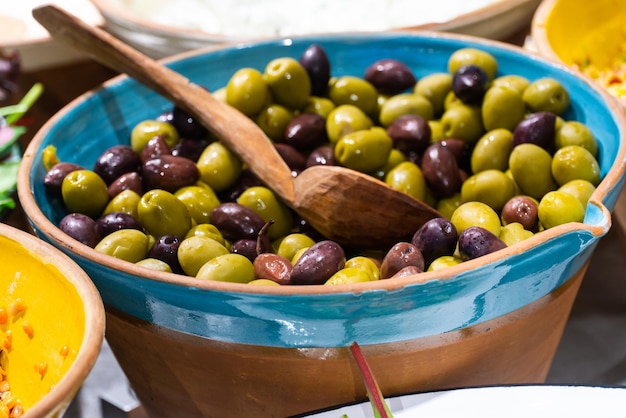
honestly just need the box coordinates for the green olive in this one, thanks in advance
[492,74,530,94]
[551,145,601,186]
[436,192,463,220]
[499,222,534,246]
[461,169,516,212]
[427,255,463,271]
[248,279,281,286]
[428,120,444,142]
[481,85,525,131]
[325,267,373,285]
[226,67,270,116]
[174,185,221,225]
[325,104,374,144]
[136,258,173,273]
[275,233,316,261]
[185,223,226,246]
[385,161,427,201]
[178,235,230,277]
[448,48,498,80]
[290,246,310,265]
[61,169,109,218]
[558,179,596,208]
[509,143,557,200]
[103,189,141,219]
[195,253,255,283]
[440,104,484,144]
[264,57,311,109]
[414,72,452,117]
[212,87,227,102]
[255,104,294,141]
[137,189,192,238]
[95,229,150,263]
[378,93,434,127]
[328,75,378,116]
[301,96,336,119]
[522,77,570,114]
[371,148,407,180]
[334,127,393,172]
[450,201,502,237]
[130,120,179,153]
[196,141,243,192]
[344,256,380,281]
[443,90,464,111]
[538,190,585,228]
[237,186,293,239]
[471,128,513,173]
[555,120,598,157]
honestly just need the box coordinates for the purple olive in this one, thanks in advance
[305,145,337,168]
[59,213,100,247]
[94,145,141,185]
[171,105,208,140]
[512,111,557,151]
[457,226,507,260]
[291,240,345,285]
[171,138,212,162]
[299,44,331,97]
[411,217,458,267]
[420,142,462,199]
[149,234,183,273]
[386,114,431,155]
[452,65,488,105]
[284,113,328,151]
[210,203,266,242]
[140,135,171,163]
[95,211,143,237]
[364,58,417,95]
[108,172,143,198]
[274,143,307,174]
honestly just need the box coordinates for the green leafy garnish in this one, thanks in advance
[0,82,44,214]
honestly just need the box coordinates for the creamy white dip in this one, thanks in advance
[114,0,504,38]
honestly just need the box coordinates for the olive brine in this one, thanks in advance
[43,45,601,285]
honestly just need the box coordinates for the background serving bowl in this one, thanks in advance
[530,0,626,267]
[530,0,626,105]
[18,32,626,417]
[0,222,104,417]
[90,0,542,58]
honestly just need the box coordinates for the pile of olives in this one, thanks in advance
[42,45,602,286]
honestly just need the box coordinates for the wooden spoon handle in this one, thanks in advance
[33,5,296,203]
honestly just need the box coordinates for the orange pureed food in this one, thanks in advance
[0,235,86,416]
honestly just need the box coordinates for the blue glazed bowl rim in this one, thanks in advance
[18,30,626,297]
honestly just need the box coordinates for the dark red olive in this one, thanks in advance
[94,145,141,185]
[291,240,345,285]
[364,58,417,95]
[299,44,331,97]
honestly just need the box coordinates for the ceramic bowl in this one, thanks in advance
[90,0,541,58]
[530,0,626,106]
[0,222,104,417]
[17,32,626,417]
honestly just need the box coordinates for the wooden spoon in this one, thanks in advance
[33,5,442,248]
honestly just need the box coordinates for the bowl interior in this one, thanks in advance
[33,33,623,224]
[0,224,104,414]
